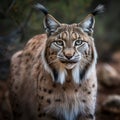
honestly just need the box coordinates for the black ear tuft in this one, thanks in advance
[34,3,48,15]
[79,4,104,35]
[34,3,61,35]
[91,4,104,16]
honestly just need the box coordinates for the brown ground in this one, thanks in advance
[96,85,120,120]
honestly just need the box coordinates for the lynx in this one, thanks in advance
[9,4,104,120]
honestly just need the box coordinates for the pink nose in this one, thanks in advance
[65,54,73,59]
[63,48,75,60]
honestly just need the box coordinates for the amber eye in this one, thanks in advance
[75,40,83,46]
[55,41,64,46]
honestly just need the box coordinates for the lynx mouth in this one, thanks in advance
[60,59,79,64]
[60,60,78,69]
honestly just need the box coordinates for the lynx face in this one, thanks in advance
[43,14,97,84]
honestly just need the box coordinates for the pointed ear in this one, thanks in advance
[43,14,61,35]
[79,14,95,35]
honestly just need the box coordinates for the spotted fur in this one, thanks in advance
[9,4,103,120]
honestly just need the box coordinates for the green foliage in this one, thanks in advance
[47,0,92,23]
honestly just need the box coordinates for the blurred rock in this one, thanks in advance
[97,63,120,87]
[102,95,120,114]
[112,51,120,64]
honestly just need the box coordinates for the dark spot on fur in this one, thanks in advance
[39,87,41,90]
[75,89,78,92]
[49,56,54,59]
[55,99,61,102]
[87,91,91,94]
[47,99,51,104]
[62,87,66,91]
[82,99,86,103]
[79,84,81,87]
[25,58,29,63]
[92,84,95,88]
[66,79,70,82]
[43,88,47,92]
[52,83,56,88]
[48,89,53,94]
[25,53,31,57]
[39,96,44,100]
[36,65,40,70]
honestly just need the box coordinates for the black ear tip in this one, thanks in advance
[34,3,48,15]
[91,4,104,16]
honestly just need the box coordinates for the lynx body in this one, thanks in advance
[9,4,104,120]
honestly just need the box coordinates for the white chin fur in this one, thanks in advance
[65,63,76,70]
[72,66,80,84]
[57,69,67,84]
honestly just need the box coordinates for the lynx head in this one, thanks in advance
[35,4,104,84]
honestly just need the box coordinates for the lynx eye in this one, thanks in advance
[55,41,64,46]
[75,40,83,46]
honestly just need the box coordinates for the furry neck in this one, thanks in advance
[42,54,96,84]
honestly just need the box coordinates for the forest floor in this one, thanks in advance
[0,51,120,120]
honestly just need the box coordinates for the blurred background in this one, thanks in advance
[0,0,120,120]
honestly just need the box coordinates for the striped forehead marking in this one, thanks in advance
[59,31,68,40]
[71,32,79,40]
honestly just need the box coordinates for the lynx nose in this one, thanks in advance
[65,54,73,59]
[63,48,75,60]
